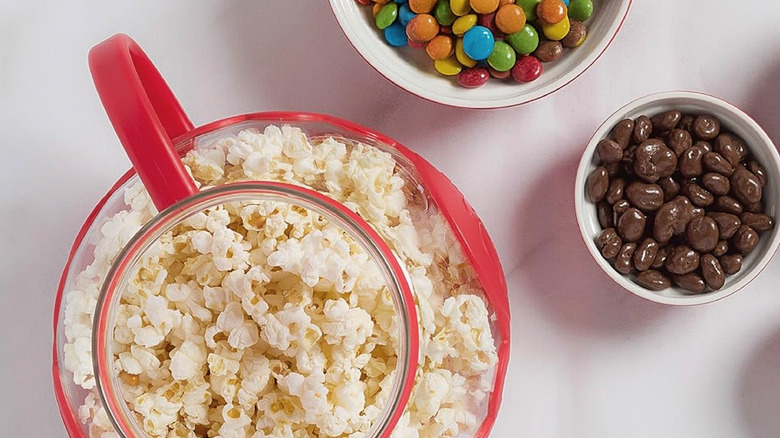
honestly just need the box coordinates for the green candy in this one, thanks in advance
[516,0,542,22]
[434,0,457,27]
[487,41,516,72]
[505,24,539,55]
[375,3,398,30]
[568,0,594,21]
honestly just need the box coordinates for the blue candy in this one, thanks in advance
[562,0,570,5]
[462,26,495,61]
[384,22,408,47]
[398,3,415,26]
[394,0,408,3]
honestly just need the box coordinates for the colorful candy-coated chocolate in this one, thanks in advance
[542,14,569,40]
[487,40,516,72]
[561,0,569,5]
[567,0,593,21]
[495,4,526,34]
[450,0,471,15]
[409,0,437,13]
[426,34,455,60]
[434,0,457,25]
[458,67,490,87]
[373,2,383,17]
[561,19,586,48]
[455,38,478,67]
[511,55,543,82]
[489,67,511,79]
[395,0,409,3]
[462,25,495,60]
[384,22,409,46]
[399,3,416,25]
[537,0,566,24]
[434,56,463,75]
[499,0,515,5]
[356,0,372,5]
[376,2,399,29]
[516,0,542,21]
[409,39,427,48]
[406,14,440,43]
[469,0,500,15]
[452,14,477,35]
[504,24,539,54]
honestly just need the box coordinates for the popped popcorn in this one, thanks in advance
[62,125,499,438]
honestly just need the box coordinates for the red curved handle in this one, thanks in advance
[89,34,197,211]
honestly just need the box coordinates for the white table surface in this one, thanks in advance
[2,1,780,437]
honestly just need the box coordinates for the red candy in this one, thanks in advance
[440,26,453,35]
[489,67,511,79]
[511,55,543,82]
[457,67,491,88]
[477,13,505,39]
[355,0,372,4]
[408,39,427,49]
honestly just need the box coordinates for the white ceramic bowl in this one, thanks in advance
[329,0,632,109]
[575,91,780,305]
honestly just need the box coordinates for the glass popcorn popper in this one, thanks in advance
[53,34,510,438]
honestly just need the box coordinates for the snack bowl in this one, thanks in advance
[575,91,780,305]
[328,0,632,109]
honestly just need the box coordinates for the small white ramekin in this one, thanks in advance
[575,91,780,305]
[329,0,632,109]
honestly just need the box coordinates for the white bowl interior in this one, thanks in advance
[329,0,632,108]
[575,92,780,305]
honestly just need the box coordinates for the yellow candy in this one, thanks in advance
[452,14,477,36]
[434,56,463,76]
[542,15,570,41]
[450,0,471,16]
[455,38,477,67]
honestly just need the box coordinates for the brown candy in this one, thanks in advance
[713,240,729,257]
[604,161,621,176]
[701,173,731,196]
[693,115,721,140]
[740,212,774,232]
[720,254,743,275]
[633,115,652,144]
[730,167,763,205]
[714,196,743,215]
[666,245,700,275]
[658,177,681,202]
[673,272,707,293]
[745,201,764,213]
[587,166,609,202]
[700,254,726,290]
[652,110,682,133]
[617,208,646,242]
[597,201,614,228]
[686,216,719,253]
[614,243,637,274]
[651,246,669,269]
[732,225,759,254]
[694,140,713,153]
[633,140,677,183]
[625,182,664,212]
[679,145,705,178]
[707,212,741,240]
[605,178,626,205]
[535,40,563,62]
[597,228,622,259]
[613,199,630,224]
[714,133,747,166]
[561,20,587,48]
[667,129,693,156]
[748,160,767,187]
[612,119,634,150]
[678,115,695,131]
[654,196,696,243]
[683,182,714,207]
[633,238,659,272]
[703,152,734,176]
[635,270,671,291]
[597,139,623,163]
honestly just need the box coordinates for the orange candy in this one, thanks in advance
[426,35,455,60]
[469,0,499,14]
[537,0,566,24]
[495,4,526,34]
[372,2,383,16]
[499,0,515,5]
[406,14,441,43]
[409,0,437,13]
